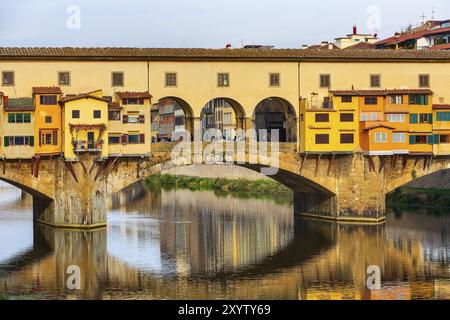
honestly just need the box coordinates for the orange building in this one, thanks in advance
[330,89,433,156]
[33,86,63,156]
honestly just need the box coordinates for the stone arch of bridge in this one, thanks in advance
[151,96,195,141]
[199,97,247,141]
[252,97,298,143]
[0,176,52,200]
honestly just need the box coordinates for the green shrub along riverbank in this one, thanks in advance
[145,174,293,205]
[387,187,450,209]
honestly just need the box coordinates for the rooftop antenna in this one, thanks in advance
[431,7,435,20]
[420,13,427,24]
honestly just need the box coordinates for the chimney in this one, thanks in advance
[225,43,232,49]
[301,44,308,49]
[321,41,329,47]
[353,25,357,35]
[328,43,334,49]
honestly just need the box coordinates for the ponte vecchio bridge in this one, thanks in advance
[0,47,450,227]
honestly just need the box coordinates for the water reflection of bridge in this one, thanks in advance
[0,185,449,299]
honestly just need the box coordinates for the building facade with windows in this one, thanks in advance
[60,90,109,160]
[299,92,359,153]
[108,91,151,157]
[33,86,63,156]
[1,95,35,159]
[432,104,450,155]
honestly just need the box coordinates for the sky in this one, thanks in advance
[0,0,449,48]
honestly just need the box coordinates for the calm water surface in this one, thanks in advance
[0,181,449,300]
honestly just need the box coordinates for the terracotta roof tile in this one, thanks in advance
[32,86,62,94]
[344,42,375,50]
[116,91,152,99]
[108,101,123,110]
[430,43,450,50]
[330,89,433,96]
[61,93,109,103]
[1,47,450,61]
[363,124,396,131]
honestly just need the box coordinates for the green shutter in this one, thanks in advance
[429,113,433,124]
[8,113,15,123]
[409,114,418,124]
[409,135,415,145]
[24,113,31,123]
[29,136,34,147]
[433,134,440,144]
[4,137,9,147]
[427,135,434,144]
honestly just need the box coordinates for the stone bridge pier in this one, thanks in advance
[32,153,110,228]
[293,154,386,223]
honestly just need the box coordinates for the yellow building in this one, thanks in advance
[1,96,35,159]
[60,90,109,160]
[432,104,450,155]
[408,91,434,155]
[33,86,63,156]
[299,94,359,153]
[107,91,151,157]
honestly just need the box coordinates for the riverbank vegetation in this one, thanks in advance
[387,187,450,209]
[145,174,293,205]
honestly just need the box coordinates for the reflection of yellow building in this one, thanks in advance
[60,90,109,160]
[33,86,62,156]
[107,91,151,157]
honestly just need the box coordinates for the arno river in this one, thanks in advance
[0,181,449,300]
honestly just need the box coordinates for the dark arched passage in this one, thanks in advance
[253,97,297,143]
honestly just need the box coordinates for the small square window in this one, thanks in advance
[72,110,80,118]
[2,71,14,86]
[45,116,52,123]
[315,134,329,144]
[370,75,381,88]
[165,73,177,86]
[269,73,280,87]
[365,97,378,105]
[319,74,330,88]
[419,74,430,88]
[341,96,352,103]
[93,110,101,118]
[218,73,230,87]
[112,72,124,87]
[58,72,70,86]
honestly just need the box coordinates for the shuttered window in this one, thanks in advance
[436,112,450,121]
[340,113,354,122]
[409,113,418,124]
[315,113,329,122]
[340,133,354,144]
[315,134,329,144]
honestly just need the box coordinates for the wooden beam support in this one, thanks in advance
[378,156,385,173]
[299,154,307,173]
[33,157,40,178]
[368,156,376,172]
[413,157,419,168]
[314,154,321,177]
[65,161,79,183]
[327,153,335,177]
[402,154,408,171]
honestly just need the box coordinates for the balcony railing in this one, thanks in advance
[306,99,334,110]
[72,139,103,152]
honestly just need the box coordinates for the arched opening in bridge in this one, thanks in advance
[151,97,194,142]
[253,97,297,143]
[200,98,246,141]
